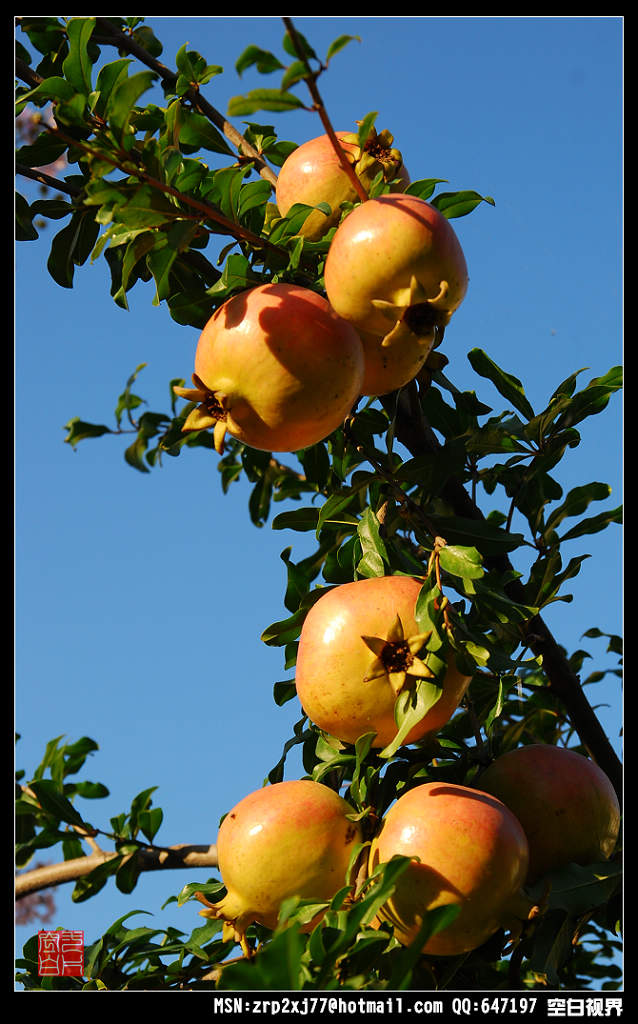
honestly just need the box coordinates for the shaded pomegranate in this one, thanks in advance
[477,744,621,883]
[174,283,364,453]
[369,781,531,957]
[294,576,471,749]
[196,779,362,951]
[275,127,409,241]
[323,194,468,395]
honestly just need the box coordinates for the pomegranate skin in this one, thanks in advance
[294,576,471,749]
[188,283,364,453]
[276,130,410,241]
[324,193,469,342]
[477,744,621,883]
[369,782,530,957]
[205,780,362,944]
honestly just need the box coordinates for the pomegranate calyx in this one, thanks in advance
[339,126,406,192]
[361,615,434,696]
[371,276,452,349]
[173,373,229,452]
[195,889,254,956]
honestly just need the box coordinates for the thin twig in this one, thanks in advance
[282,16,368,204]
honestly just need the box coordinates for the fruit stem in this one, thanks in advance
[282,17,369,205]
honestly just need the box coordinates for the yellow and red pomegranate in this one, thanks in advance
[369,781,531,956]
[197,779,362,950]
[174,282,364,453]
[477,743,621,883]
[294,575,472,749]
[324,193,468,396]
[275,127,409,241]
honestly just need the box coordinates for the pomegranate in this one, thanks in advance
[369,781,530,956]
[197,779,362,951]
[356,325,437,397]
[323,194,468,391]
[174,283,364,453]
[477,744,621,883]
[275,127,410,241]
[294,576,472,749]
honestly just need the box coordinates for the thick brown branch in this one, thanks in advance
[15,843,218,899]
[382,384,622,798]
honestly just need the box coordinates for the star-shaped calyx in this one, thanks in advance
[361,615,434,697]
[370,275,451,350]
[173,373,229,454]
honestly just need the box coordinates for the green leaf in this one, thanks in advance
[28,779,87,828]
[106,70,156,144]
[427,514,526,556]
[380,679,442,760]
[431,189,495,219]
[64,417,112,448]
[559,504,622,542]
[554,366,622,431]
[438,544,484,580]
[356,508,389,578]
[227,88,305,117]
[467,348,535,420]
[235,45,285,76]
[15,193,39,241]
[325,34,361,62]
[137,807,163,844]
[62,17,96,95]
[272,507,320,533]
[405,177,449,201]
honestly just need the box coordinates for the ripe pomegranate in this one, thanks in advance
[294,576,472,749]
[477,744,621,883]
[174,283,364,453]
[323,194,468,392]
[356,325,437,397]
[369,781,530,957]
[275,127,410,241]
[197,779,362,950]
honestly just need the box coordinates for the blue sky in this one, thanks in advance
[15,16,623,972]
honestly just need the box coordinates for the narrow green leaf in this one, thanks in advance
[467,348,535,420]
[62,17,96,95]
[325,34,361,62]
[106,70,156,143]
[227,88,305,117]
[559,504,622,542]
[28,779,87,828]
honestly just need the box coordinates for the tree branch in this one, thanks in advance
[92,18,278,187]
[15,843,218,899]
[282,16,369,204]
[382,384,622,798]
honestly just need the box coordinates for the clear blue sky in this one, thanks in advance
[15,16,623,973]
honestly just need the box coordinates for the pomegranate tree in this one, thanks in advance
[196,779,362,951]
[275,127,410,241]
[174,282,364,454]
[323,193,469,395]
[477,744,621,883]
[294,575,472,749]
[369,781,531,957]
